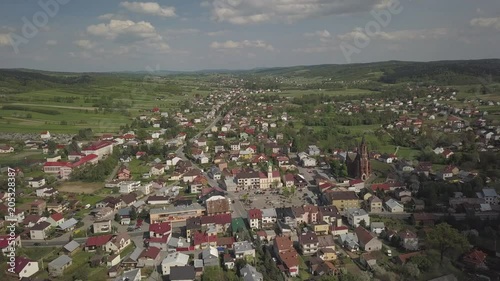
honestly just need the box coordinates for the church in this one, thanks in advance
[346,136,371,181]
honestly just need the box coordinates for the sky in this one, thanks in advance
[0,0,499,72]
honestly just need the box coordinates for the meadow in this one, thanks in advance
[0,72,208,134]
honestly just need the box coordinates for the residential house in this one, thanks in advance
[57,218,78,232]
[30,200,46,215]
[248,209,262,230]
[325,191,360,212]
[48,255,72,277]
[385,199,404,213]
[93,220,112,234]
[30,221,51,240]
[63,240,80,255]
[85,234,113,252]
[367,196,382,213]
[234,241,255,260]
[206,196,231,215]
[398,230,419,251]
[105,233,131,253]
[13,257,39,279]
[411,213,435,227]
[273,236,299,277]
[169,266,196,281]
[240,264,263,281]
[355,226,382,252]
[462,249,488,270]
[202,246,219,267]
[137,247,161,267]
[346,208,370,228]
[477,188,499,205]
[46,212,65,227]
[298,231,319,255]
[161,252,190,275]
[27,177,46,188]
[370,222,385,235]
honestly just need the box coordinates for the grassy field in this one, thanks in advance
[0,72,206,134]
[58,181,104,194]
[280,88,378,98]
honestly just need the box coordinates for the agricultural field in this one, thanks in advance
[0,71,211,134]
[58,181,104,194]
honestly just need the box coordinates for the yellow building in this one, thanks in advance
[326,191,360,211]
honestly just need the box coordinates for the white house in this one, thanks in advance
[370,222,385,234]
[119,181,141,194]
[161,252,189,275]
[0,145,14,153]
[27,177,46,188]
[477,188,499,205]
[384,199,404,213]
[14,257,39,279]
[346,208,370,227]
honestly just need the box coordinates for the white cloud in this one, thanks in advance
[293,46,337,53]
[120,2,176,17]
[0,34,11,46]
[304,30,333,42]
[338,27,449,42]
[87,20,159,40]
[98,13,128,21]
[46,40,58,46]
[203,0,392,24]
[166,28,200,35]
[470,17,500,30]
[206,30,228,36]
[74,39,96,49]
[210,40,274,51]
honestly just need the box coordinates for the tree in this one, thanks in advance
[47,140,57,155]
[114,213,120,222]
[359,219,367,229]
[130,208,138,220]
[427,223,470,265]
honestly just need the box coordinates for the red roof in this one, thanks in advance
[139,247,161,259]
[148,236,169,244]
[123,134,135,139]
[14,257,33,274]
[349,179,364,185]
[248,209,262,219]
[149,222,171,235]
[72,154,98,167]
[371,183,390,191]
[354,226,376,245]
[50,212,64,222]
[193,231,217,246]
[83,141,113,151]
[85,234,113,247]
[463,249,487,265]
[0,235,18,249]
[44,161,72,168]
[200,213,232,225]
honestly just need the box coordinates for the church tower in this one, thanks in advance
[358,136,371,181]
[267,161,273,188]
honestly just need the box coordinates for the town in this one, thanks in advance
[1,66,500,281]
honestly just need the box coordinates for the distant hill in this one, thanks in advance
[1,59,500,92]
[244,59,500,85]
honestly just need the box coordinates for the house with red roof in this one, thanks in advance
[193,231,217,250]
[137,247,161,267]
[84,234,113,251]
[355,226,382,252]
[247,209,262,230]
[105,233,131,253]
[462,249,488,269]
[200,214,232,234]
[149,222,172,238]
[11,257,39,279]
[81,141,113,160]
[46,212,65,227]
[370,183,390,192]
[273,236,299,277]
[0,234,21,256]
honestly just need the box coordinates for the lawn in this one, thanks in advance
[129,158,151,180]
[58,181,104,194]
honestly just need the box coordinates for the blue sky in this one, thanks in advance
[0,0,499,72]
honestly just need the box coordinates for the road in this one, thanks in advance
[372,211,500,221]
